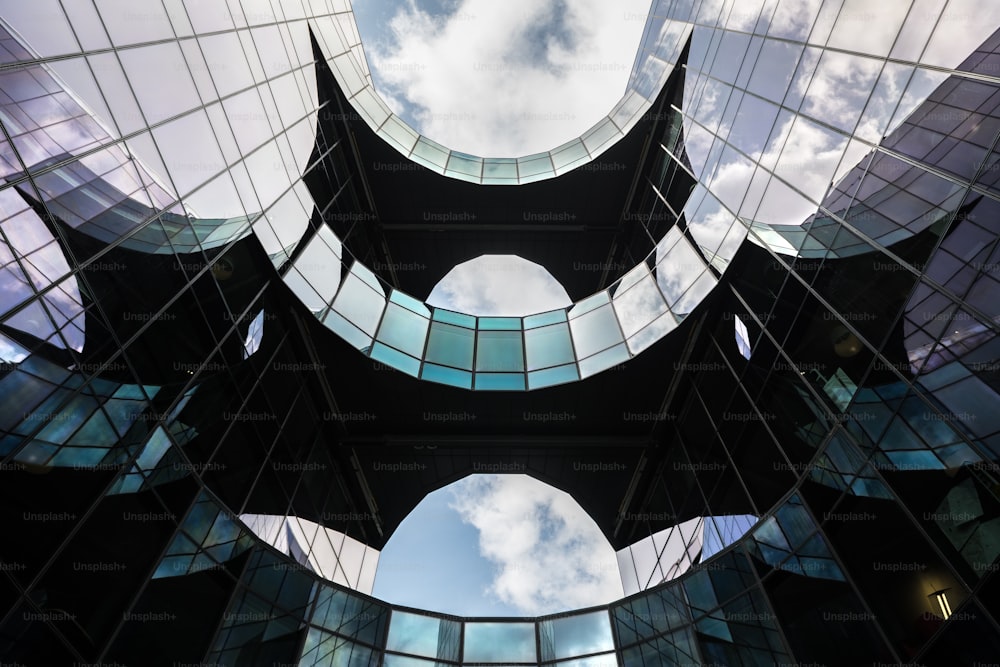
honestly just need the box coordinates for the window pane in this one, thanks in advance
[332,271,386,337]
[474,373,526,391]
[425,322,474,370]
[525,322,575,370]
[569,303,623,358]
[386,612,460,661]
[528,364,579,390]
[463,622,536,663]
[540,611,615,661]
[376,302,429,358]
[476,330,524,372]
[421,363,473,389]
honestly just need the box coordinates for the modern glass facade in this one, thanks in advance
[2,1,1000,666]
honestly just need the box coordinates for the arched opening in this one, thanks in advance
[373,474,623,616]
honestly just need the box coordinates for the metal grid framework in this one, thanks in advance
[1,1,1000,666]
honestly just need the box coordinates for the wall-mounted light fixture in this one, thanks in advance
[929,588,952,619]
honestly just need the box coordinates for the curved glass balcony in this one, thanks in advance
[310,8,690,185]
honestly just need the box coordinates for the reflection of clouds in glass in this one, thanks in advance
[656,229,707,306]
[0,191,84,351]
[543,610,615,660]
[448,475,622,615]
[677,3,1000,235]
[612,266,668,339]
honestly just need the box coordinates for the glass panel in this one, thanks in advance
[474,373,526,391]
[518,154,555,179]
[551,139,590,172]
[540,611,615,661]
[425,322,475,370]
[528,364,579,390]
[370,342,420,377]
[411,136,449,170]
[579,343,630,379]
[380,115,419,154]
[478,317,521,331]
[569,291,610,319]
[483,158,518,182]
[463,622,536,663]
[390,290,431,317]
[524,309,568,329]
[432,308,476,328]
[612,267,669,339]
[376,302,429,358]
[582,117,622,155]
[475,330,524,372]
[421,363,473,389]
[569,303,623,358]
[332,271,386,337]
[525,322,575,370]
[445,152,483,179]
[386,611,460,661]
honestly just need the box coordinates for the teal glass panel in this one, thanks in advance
[474,373,526,391]
[475,330,524,372]
[463,622,536,663]
[112,384,153,400]
[528,364,579,390]
[524,309,567,329]
[421,363,473,389]
[389,290,431,317]
[370,343,420,377]
[376,303,429,358]
[579,343,629,379]
[386,611,460,661]
[539,611,615,661]
[478,317,521,331]
[425,322,475,369]
[570,304,624,358]
[525,323,575,370]
[431,308,476,328]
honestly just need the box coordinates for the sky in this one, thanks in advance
[372,474,624,616]
[353,0,651,156]
[426,255,572,316]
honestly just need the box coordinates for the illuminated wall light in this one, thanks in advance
[929,588,952,619]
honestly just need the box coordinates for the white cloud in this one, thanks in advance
[365,0,650,156]
[448,474,623,615]
[427,255,571,315]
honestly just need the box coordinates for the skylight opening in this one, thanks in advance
[427,255,572,316]
[372,474,623,616]
[353,0,651,156]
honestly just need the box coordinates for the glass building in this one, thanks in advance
[2,1,1000,665]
